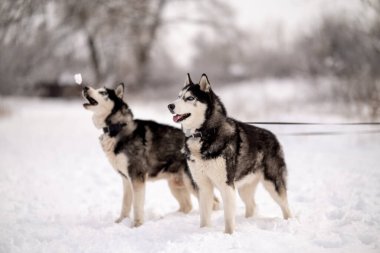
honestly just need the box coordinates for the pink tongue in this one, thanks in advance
[173,115,182,123]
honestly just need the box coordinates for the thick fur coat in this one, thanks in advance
[168,74,292,234]
[83,84,199,227]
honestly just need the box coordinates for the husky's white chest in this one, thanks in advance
[186,138,227,187]
[100,134,129,178]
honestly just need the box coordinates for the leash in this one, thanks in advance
[280,129,380,136]
[246,122,380,136]
[246,122,380,125]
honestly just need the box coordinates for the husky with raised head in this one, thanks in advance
[168,74,292,234]
[82,83,209,227]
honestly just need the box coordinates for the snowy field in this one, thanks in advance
[1,81,380,253]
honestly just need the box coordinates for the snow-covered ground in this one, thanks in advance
[1,81,380,253]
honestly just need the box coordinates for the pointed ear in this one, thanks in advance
[115,83,124,98]
[199,73,210,92]
[184,73,193,87]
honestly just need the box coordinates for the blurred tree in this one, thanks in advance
[189,1,248,83]
[191,29,248,83]
[58,0,169,89]
[190,18,303,83]
[0,0,47,94]
[0,0,235,95]
[296,3,380,119]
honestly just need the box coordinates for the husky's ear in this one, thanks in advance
[199,73,210,92]
[115,83,124,98]
[184,73,193,87]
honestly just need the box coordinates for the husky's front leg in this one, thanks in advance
[198,178,214,228]
[132,179,145,227]
[220,184,236,234]
[115,177,133,223]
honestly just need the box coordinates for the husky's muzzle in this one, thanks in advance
[82,86,98,107]
[168,104,191,123]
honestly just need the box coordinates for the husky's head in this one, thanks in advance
[82,83,129,128]
[168,73,226,131]
[82,83,124,112]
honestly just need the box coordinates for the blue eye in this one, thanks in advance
[99,91,108,96]
[186,96,195,101]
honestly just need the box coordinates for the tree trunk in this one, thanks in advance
[87,33,101,84]
[132,0,167,90]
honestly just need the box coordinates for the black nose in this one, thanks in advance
[83,86,89,91]
[168,104,175,113]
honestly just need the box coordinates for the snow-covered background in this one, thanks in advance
[1,80,380,253]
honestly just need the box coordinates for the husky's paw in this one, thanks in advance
[115,217,124,223]
[179,205,192,214]
[114,215,128,223]
[224,221,235,234]
[133,220,143,228]
[200,221,212,228]
[224,227,234,234]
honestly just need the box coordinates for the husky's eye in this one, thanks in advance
[186,96,195,101]
[99,91,108,96]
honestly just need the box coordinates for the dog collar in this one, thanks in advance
[185,131,202,138]
[185,127,218,139]
[103,123,127,136]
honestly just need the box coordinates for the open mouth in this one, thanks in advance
[83,93,98,107]
[173,113,191,123]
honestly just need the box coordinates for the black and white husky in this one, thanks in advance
[82,83,200,227]
[168,74,292,234]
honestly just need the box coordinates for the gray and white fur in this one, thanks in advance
[168,74,292,234]
[82,83,219,227]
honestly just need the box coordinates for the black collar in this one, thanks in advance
[103,123,127,136]
[186,131,202,139]
[185,128,217,139]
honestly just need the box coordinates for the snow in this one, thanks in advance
[1,81,380,253]
[74,74,82,85]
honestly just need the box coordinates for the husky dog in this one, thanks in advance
[168,74,292,234]
[82,83,200,227]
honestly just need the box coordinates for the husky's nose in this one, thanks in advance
[83,86,89,92]
[168,104,175,113]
